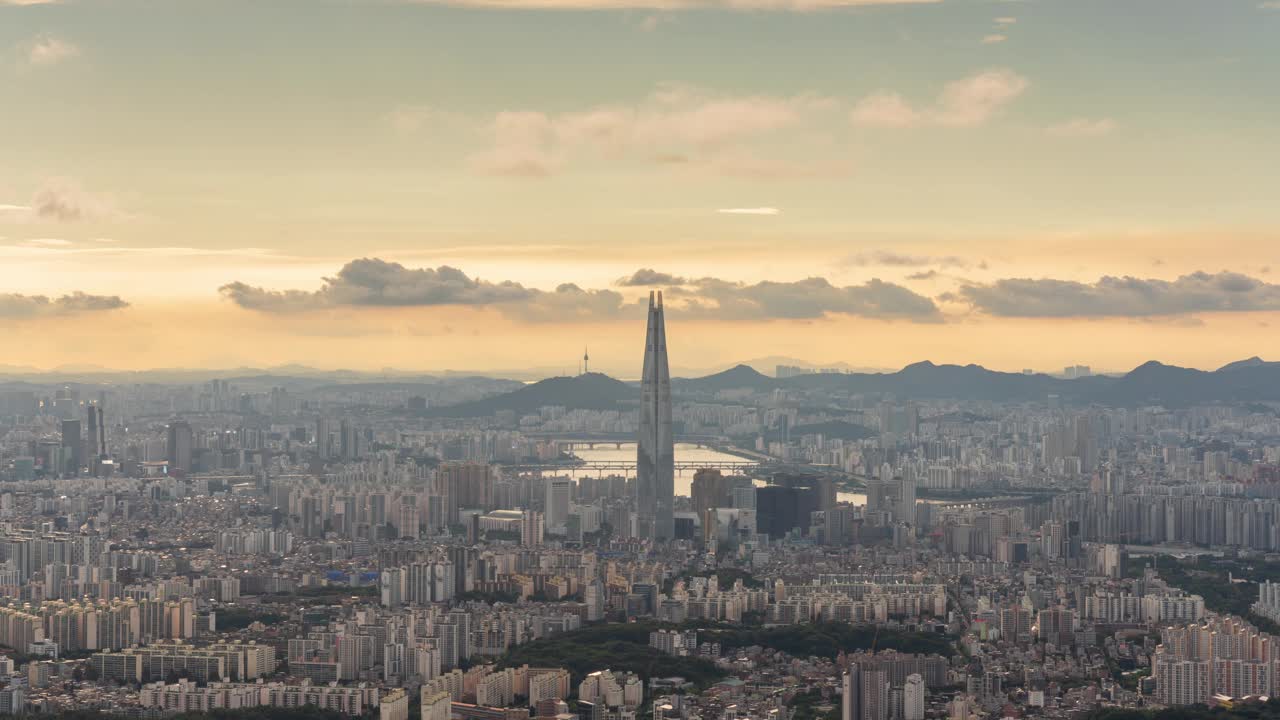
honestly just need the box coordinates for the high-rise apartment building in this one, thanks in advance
[860,669,889,720]
[315,416,333,460]
[691,469,732,517]
[842,669,860,720]
[60,419,82,477]
[521,510,544,547]
[166,421,192,474]
[340,419,361,461]
[903,674,925,720]
[441,463,495,525]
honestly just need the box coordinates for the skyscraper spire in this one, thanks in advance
[638,289,674,541]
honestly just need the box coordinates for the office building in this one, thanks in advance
[167,421,193,474]
[61,419,82,477]
[544,477,572,531]
[637,290,674,541]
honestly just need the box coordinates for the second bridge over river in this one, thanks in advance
[499,459,761,475]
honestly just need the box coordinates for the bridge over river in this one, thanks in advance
[521,432,730,450]
[498,459,761,474]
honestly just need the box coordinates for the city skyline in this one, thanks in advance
[4,2,1280,718]
[2,0,1280,372]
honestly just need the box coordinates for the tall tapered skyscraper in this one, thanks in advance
[637,290,674,541]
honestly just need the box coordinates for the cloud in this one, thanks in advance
[954,271,1280,318]
[0,204,31,221]
[402,0,941,8]
[471,145,560,177]
[1,180,119,223]
[505,283,627,322]
[682,276,942,321]
[222,258,532,310]
[932,69,1029,126]
[470,111,561,177]
[843,250,968,268]
[617,268,689,286]
[22,34,79,67]
[717,207,780,215]
[222,258,626,322]
[470,85,834,177]
[994,16,1016,24]
[702,150,852,179]
[906,270,939,281]
[223,258,938,323]
[981,34,1006,44]
[570,89,823,145]
[0,292,128,319]
[1260,1,1280,8]
[848,93,922,128]
[31,180,116,221]
[851,69,1029,128]
[386,105,447,133]
[1046,117,1116,137]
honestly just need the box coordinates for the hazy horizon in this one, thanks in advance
[0,353,1268,381]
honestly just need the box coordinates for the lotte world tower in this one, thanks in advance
[637,290,675,541]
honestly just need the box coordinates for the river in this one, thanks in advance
[571,442,869,505]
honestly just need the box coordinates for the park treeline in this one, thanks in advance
[497,620,954,689]
[1090,699,1280,720]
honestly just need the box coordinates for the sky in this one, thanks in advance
[1,0,1279,376]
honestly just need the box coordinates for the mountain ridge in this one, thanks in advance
[421,372,635,417]
[4,358,1278,413]
[418,357,1280,416]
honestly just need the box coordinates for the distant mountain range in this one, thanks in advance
[422,357,1280,416]
[673,357,1280,407]
[670,356,896,377]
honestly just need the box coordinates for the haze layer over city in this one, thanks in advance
[2,2,1280,720]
